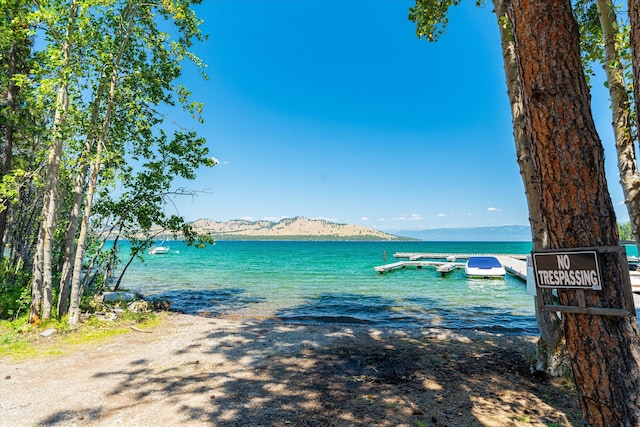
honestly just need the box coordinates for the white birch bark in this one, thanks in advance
[68,2,138,325]
[32,7,75,321]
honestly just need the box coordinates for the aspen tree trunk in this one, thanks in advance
[57,166,87,316]
[31,0,78,321]
[40,81,70,320]
[58,69,111,315]
[67,2,138,325]
[492,0,568,377]
[29,227,44,324]
[508,0,640,424]
[68,150,101,326]
[58,94,101,315]
[597,0,640,253]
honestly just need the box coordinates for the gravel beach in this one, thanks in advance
[1,312,583,427]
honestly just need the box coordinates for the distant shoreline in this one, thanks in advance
[210,238,531,243]
[209,236,419,242]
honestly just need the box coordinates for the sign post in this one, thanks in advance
[532,246,634,317]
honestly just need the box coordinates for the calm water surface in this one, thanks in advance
[117,241,639,334]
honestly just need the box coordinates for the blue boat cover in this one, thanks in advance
[467,256,502,269]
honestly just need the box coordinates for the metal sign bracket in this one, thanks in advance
[534,246,635,317]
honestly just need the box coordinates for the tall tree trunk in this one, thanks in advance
[509,0,640,424]
[1,41,18,253]
[32,0,78,321]
[40,87,67,320]
[628,0,640,248]
[56,165,86,316]
[67,1,138,325]
[58,105,99,315]
[0,0,31,255]
[597,0,640,253]
[29,226,44,324]
[68,143,102,326]
[492,0,568,376]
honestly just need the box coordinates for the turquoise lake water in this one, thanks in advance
[118,241,639,335]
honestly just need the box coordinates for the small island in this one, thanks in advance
[189,216,417,241]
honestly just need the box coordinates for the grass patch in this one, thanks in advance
[0,311,164,362]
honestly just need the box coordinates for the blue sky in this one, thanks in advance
[168,0,628,233]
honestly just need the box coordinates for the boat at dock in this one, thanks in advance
[374,252,517,278]
[464,256,506,278]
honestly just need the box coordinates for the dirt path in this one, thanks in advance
[1,313,582,426]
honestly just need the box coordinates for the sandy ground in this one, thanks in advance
[0,312,583,427]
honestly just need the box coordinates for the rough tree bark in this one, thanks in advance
[1,41,17,253]
[491,0,569,377]
[508,0,640,425]
[631,0,640,136]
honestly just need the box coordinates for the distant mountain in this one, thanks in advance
[396,225,532,242]
[189,218,531,241]
[191,217,414,241]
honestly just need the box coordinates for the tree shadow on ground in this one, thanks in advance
[31,292,583,426]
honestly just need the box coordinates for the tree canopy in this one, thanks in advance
[0,0,215,323]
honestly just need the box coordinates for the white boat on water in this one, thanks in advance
[148,245,170,255]
[465,256,506,278]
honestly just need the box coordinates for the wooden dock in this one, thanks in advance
[374,253,640,314]
[377,252,640,299]
[495,255,528,280]
[375,252,529,280]
[394,252,527,261]
[374,260,465,274]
